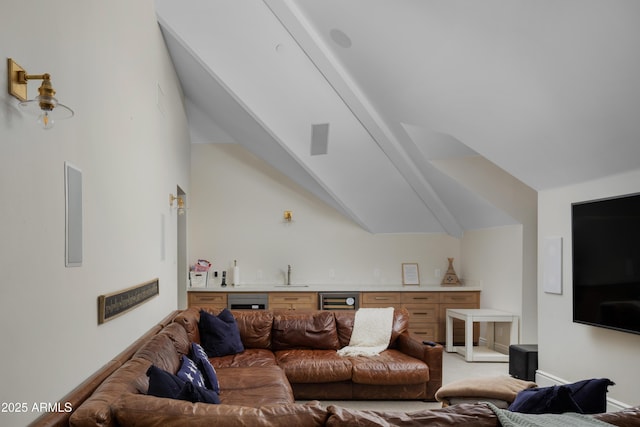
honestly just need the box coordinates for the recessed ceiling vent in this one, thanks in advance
[310,123,330,156]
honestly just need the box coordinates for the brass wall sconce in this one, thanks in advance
[169,194,185,215]
[7,58,74,129]
[283,210,293,222]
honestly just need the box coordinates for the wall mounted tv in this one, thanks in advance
[572,192,640,335]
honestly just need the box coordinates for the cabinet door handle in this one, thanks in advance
[414,312,428,315]
[198,297,216,301]
[374,297,390,300]
[284,297,299,301]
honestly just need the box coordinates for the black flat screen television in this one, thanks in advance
[572,192,640,335]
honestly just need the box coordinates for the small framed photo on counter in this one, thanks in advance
[402,263,420,286]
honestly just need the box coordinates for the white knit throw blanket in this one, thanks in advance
[337,307,394,357]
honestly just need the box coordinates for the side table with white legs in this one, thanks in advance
[446,308,519,362]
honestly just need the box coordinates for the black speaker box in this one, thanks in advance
[509,344,538,381]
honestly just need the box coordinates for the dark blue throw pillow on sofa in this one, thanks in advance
[146,365,220,404]
[176,355,206,388]
[508,385,581,414]
[198,309,244,358]
[190,342,220,393]
[508,378,614,414]
[564,378,614,414]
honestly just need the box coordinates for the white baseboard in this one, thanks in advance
[535,370,630,412]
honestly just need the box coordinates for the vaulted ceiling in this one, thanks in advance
[155,0,640,237]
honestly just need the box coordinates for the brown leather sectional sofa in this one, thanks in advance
[175,307,443,401]
[69,307,442,426]
[30,308,640,427]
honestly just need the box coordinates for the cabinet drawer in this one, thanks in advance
[401,292,440,304]
[269,293,317,304]
[361,292,401,306]
[408,325,437,342]
[189,292,227,306]
[440,292,479,304]
[404,304,438,323]
[269,293,318,310]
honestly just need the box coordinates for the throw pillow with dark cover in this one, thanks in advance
[190,342,220,393]
[565,378,614,414]
[198,309,244,358]
[146,365,220,404]
[176,355,206,388]
[508,385,581,414]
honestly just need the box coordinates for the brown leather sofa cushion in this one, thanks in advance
[275,349,353,383]
[349,349,429,385]
[173,307,202,343]
[210,348,277,368]
[132,326,187,374]
[334,308,410,348]
[174,308,274,350]
[325,403,500,427]
[592,406,640,427]
[272,311,341,350]
[232,310,274,349]
[217,366,295,406]
[69,357,152,426]
[113,396,328,427]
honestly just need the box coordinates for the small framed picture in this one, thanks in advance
[402,263,420,286]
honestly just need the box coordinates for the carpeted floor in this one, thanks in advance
[300,349,510,412]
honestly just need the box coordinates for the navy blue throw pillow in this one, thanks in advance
[565,378,614,414]
[508,385,581,414]
[176,355,206,388]
[198,309,244,358]
[190,342,220,393]
[175,381,220,404]
[147,365,184,398]
[146,365,220,404]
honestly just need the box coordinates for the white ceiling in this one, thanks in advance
[155,0,640,236]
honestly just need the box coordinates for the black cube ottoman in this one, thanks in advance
[509,344,538,381]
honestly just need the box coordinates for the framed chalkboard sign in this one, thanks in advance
[98,279,159,324]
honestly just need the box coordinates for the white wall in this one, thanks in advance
[538,168,640,407]
[434,155,538,343]
[462,225,524,349]
[189,143,461,287]
[0,1,190,424]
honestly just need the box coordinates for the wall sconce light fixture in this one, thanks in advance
[7,58,74,129]
[169,194,185,215]
[283,210,293,222]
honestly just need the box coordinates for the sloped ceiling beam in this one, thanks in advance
[264,0,464,238]
[158,18,367,228]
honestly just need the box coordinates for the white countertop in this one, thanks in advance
[188,284,481,292]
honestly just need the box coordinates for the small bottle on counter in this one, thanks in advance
[233,260,241,287]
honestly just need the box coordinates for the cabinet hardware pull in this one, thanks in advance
[374,297,390,300]
[199,297,215,301]
[284,298,298,301]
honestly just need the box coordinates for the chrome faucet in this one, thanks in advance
[287,265,291,286]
